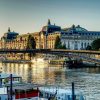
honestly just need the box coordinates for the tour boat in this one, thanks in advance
[0,73,22,100]
[0,73,22,85]
[39,87,85,100]
[0,73,47,100]
[12,85,40,100]
[8,84,49,100]
[39,83,85,100]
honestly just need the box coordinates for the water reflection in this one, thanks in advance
[1,61,100,100]
[1,62,67,85]
[73,67,100,74]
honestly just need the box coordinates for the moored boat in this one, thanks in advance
[40,88,85,100]
[12,85,40,100]
[0,73,22,100]
[0,73,22,85]
[0,73,47,100]
[39,83,85,100]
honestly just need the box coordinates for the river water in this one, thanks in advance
[0,60,100,100]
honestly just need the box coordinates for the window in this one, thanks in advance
[81,42,83,49]
[70,33,72,35]
[84,42,86,48]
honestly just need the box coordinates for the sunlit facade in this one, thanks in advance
[38,20,100,50]
[38,19,61,49]
[0,20,100,50]
[39,20,100,50]
[0,29,39,50]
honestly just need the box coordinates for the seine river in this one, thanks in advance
[0,60,100,100]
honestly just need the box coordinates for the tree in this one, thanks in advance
[86,45,92,50]
[54,36,66,49]
[27,35,36,49]
[91,38,100,50]
[54,36,61,49]
[61,44,66,49]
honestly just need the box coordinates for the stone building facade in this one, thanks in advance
[0,20,100,51]
[38,20,100,50]
[60,25,100,50]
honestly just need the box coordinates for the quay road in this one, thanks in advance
[0,49,100,54]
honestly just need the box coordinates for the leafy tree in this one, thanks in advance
[54,36,66,49]
[54,36,61,49]
[61,44,66,49]
[91,38,100,50]
[86,45,92,50]
[27,35,36,49]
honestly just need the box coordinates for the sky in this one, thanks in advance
[0,0,100,36]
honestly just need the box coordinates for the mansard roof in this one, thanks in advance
[3,28,19,40]
[60,25,100,36]
[63,25,88,33]
[75,25,88,32]
[41,20,61,34]
[42,25,61,31]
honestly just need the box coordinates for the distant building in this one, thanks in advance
[0,20,100,50]
[60,25,100,50]
[39,20,100,50]
[39,19,61,49]
[0,27,19,49]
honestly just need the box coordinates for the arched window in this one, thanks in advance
[84,42,86,48]
[74,41,78,50]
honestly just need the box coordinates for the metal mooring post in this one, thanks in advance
[72,82,75,100]
[10,74,13,100]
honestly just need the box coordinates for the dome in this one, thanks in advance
[75,25,88,32]
[3,28,19,40]
[63,25,88,33]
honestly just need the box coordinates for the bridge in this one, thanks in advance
[0,49,100,65]
[0,49,100,54]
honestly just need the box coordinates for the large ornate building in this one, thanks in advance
[39,19,61,49]
[38,20,100,50]
[60,25,100,50]
[0,20,100,50]
[0,28,39,50]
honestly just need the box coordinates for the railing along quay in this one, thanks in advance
[0,49,100,54]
